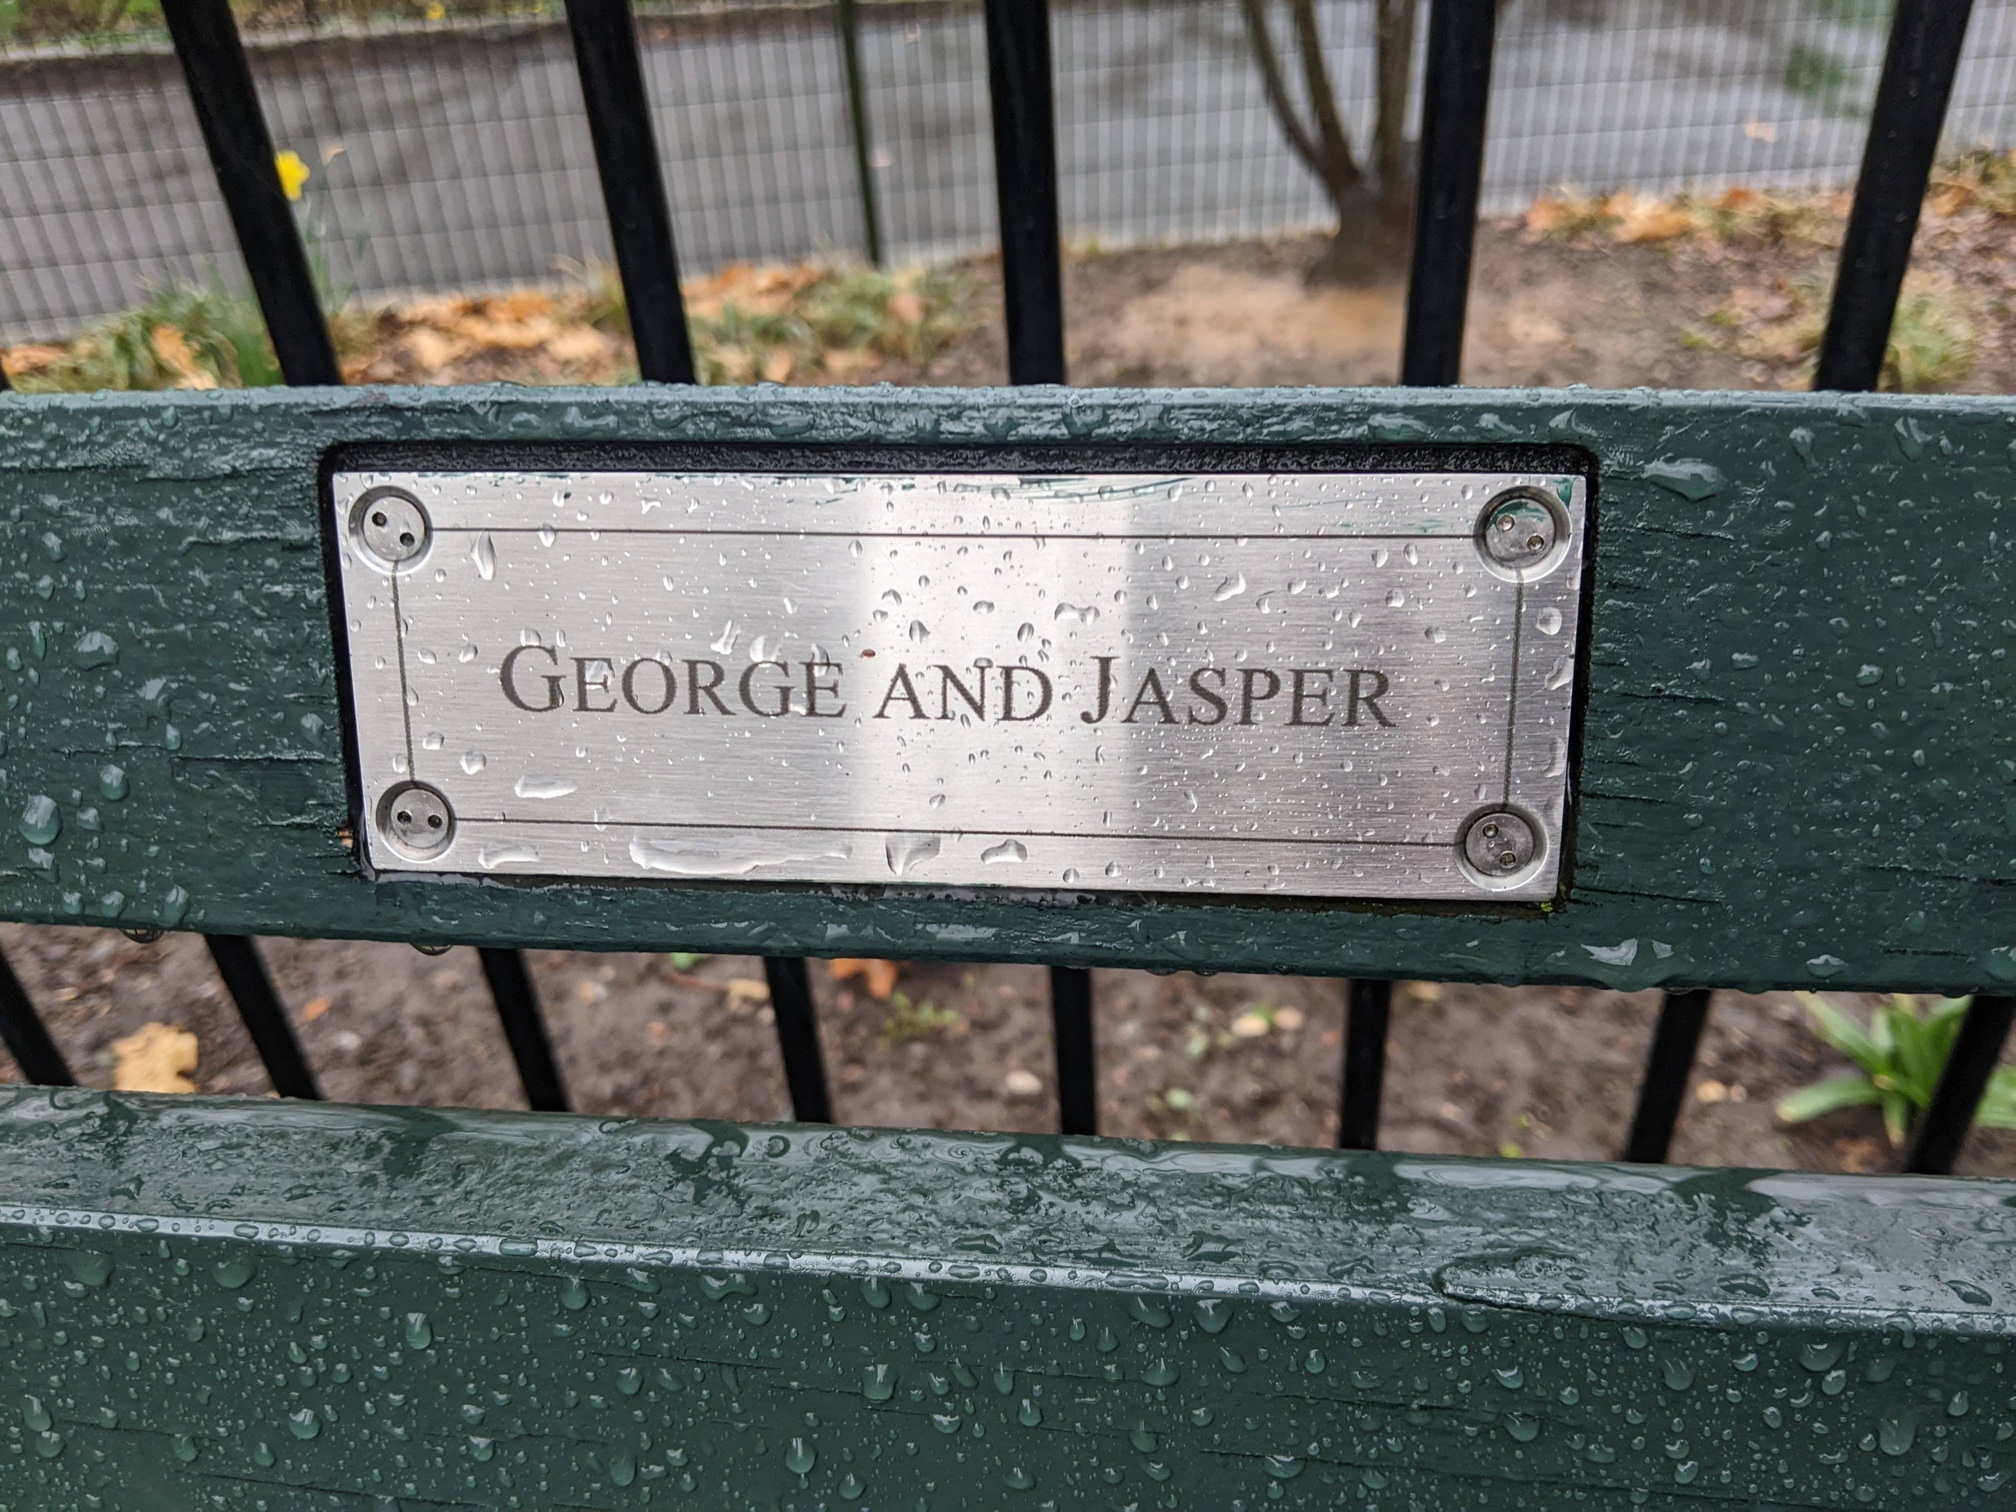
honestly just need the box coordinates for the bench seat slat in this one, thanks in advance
[0,1088,2009,1509]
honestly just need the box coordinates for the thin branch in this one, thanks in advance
[1240,0,1329,190]
[1374,0,1419,211]
[1290,0,1364,201]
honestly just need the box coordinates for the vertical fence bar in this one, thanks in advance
[562,0,697,384]
[161,0,340,387]
[163,0,333,1096]
[1814,0,1975,393]
[981,0,1085,1134]
[835,0,885,266]
[1904,995,2014,1175]
[1399,0,1498,387]
[982,0,1065,385]
[1622,990,1714,1164]
[0,947,72,1087]
[764,957,833,1124]
[1049,966,1097,1136]
[170,0,565,1109]
[205,936,319,1100]
[1337,980,1391,1150]
[477,948,570,1112]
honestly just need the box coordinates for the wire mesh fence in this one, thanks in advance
[3,0,2015,341]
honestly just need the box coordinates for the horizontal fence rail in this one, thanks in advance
[2,1089,2012,1509]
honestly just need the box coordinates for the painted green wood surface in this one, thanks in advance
[0,384,2012,991]
[0,1088,2011,1509]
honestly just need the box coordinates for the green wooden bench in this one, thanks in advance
[2,1,2013,1508]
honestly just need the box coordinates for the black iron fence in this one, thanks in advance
[0,0,2011,1178]
[5,0,2016,340]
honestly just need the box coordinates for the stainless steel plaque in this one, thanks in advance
[332,467,1586,900]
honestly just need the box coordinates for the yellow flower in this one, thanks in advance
[275,150,310,203]
[424,1,445,17]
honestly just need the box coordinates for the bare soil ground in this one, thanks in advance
[5,194,2013,1176]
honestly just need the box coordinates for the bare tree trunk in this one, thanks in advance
[1240,0,1363,217]
[1241,0,1411,285]
[1373,0,1420,228]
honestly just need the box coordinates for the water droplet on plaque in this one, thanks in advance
[1212,573,1246,602]
[711,621,739,656]
[1537,606,1563,635]
[908,620,930,644]
[885,833,942,876]
[471,533,496,580]
[537,524,556,547]
[457,642,478,663]
[478,841,539,869]
[980,839,1028,864]
[515,775,578,800]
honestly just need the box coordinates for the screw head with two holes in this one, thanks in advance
[1460,809,1540,887]
[377,781,455,861]
[349,486,433,572]
[1476,487,1566,576]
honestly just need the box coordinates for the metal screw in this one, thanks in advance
[1478,490,1560,573]
[350,488,432,571]
[377,781,455,861]
[1461,809,1538,881]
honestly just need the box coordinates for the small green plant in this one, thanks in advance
[1182,1004,1235,1062]
[1143,1085,1204,1140]
[11,280,279,393]
[1881,287,1972,393]
[876,991,961,1050]
[666,952,708,972]
[1777,993,2016,1147]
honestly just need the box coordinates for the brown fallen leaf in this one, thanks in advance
[1523,193,1567,235]
[403,327,468,370]
[299,995,334,1023]
[1927,183,1973,217]
[400,293,475,327]
[150,325,217,389]
[1,343,66,376]
[828,958,901,1000]
[111,1022,199,1094]
[822,346,879,379]
[461,314,560,351]
[725,977,770,1012]
[760,347,794,383]
[1609,191,1694,244]
[546,326,610,363]
[489,288,556,322]
[886,288,926,326]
